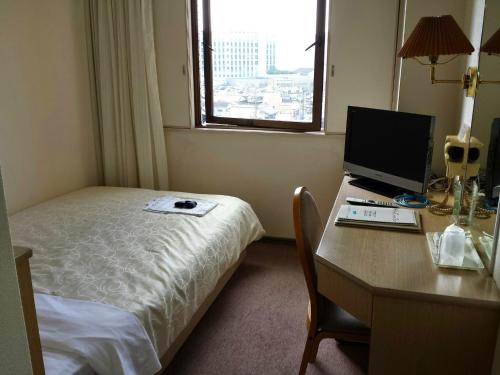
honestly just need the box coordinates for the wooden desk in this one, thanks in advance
[315,176,500,375]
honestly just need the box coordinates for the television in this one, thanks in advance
[344,106,435,197]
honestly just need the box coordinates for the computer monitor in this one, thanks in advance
[344,106,435,197]
[486,118,500,203]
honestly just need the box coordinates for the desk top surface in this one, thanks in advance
[315,176,500,308]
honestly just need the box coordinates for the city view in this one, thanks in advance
[198,0,317,123]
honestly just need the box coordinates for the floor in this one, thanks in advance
[166,239,369,374]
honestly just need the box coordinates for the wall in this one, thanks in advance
[398,0,469,175]
[459,0,486,135]
[325,0,400,132]
[154,0,192,128]
[155,0,400,238]
[471,0,500,167]
[0,170,32,374]
[0,0,98,214]
[166,129,345,237]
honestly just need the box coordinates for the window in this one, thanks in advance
[191,0,326,131]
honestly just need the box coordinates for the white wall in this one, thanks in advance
[471,0,500,167]
[154,0,192,128]
[0,170,32,374]
[398,0,469,175]
[166,129,345,237]
[156,0,400,238]
[459,0,486,135]
[0,0,98,214]
[325,0,400,132]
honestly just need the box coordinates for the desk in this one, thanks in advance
[315,176,500,374]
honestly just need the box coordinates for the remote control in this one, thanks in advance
[346,197,399,208]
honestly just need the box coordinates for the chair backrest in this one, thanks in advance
[293,187,325,314]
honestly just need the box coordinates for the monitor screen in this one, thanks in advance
[344,106,435,193]
[486,118,500,201]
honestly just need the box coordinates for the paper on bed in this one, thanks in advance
[36,293,161,375]
[144,196,218,217]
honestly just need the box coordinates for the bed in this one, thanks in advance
[9,186,265,374]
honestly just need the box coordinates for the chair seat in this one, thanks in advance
[317,296,370,337]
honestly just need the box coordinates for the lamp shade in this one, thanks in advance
[398,15,474,60]
[481,27,500,54]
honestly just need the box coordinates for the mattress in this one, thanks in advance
[9,187,265,362]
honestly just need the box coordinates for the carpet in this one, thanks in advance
[165,239,368,375]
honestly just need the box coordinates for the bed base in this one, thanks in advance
[16,245,246,375]
[15,246,45,375]
[157,249,247,374]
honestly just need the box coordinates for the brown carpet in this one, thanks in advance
[165,239,368,375]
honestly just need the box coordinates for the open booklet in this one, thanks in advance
[335,204,421,232]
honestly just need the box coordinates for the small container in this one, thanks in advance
[439,224,466,266]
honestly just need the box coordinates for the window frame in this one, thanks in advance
[190,0,327,132]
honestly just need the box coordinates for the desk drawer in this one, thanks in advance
[316,261,373,327]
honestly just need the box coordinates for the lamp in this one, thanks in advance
[398,15,500,97]
[481,27,500,55]
[398,15,474,61]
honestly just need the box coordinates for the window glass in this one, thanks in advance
[194,0,325,130]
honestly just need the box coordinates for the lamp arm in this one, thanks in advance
[409,57,494,96]
[429,64,478,97]
[479,79,500,84]
[429,64,463,84]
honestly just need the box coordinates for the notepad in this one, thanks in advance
[335,205,421,232]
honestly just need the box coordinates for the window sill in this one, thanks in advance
[203,123,325,135]
[163,125,346,137]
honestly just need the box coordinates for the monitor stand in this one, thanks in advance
[348,177,408,198]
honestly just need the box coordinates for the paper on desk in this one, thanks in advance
[337,205,417,225]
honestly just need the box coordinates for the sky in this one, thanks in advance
[202,0,318,69]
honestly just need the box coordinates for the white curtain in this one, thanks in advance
[88,0,169,190]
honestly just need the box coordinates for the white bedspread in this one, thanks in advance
[36,293,161,375]
[10,187,264,359]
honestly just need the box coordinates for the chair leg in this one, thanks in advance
[308,336,321,363]
[299,337,314,375]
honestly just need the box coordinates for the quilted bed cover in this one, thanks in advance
[9,187,265,356]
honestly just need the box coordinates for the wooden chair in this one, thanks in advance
[293,187,370,375]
